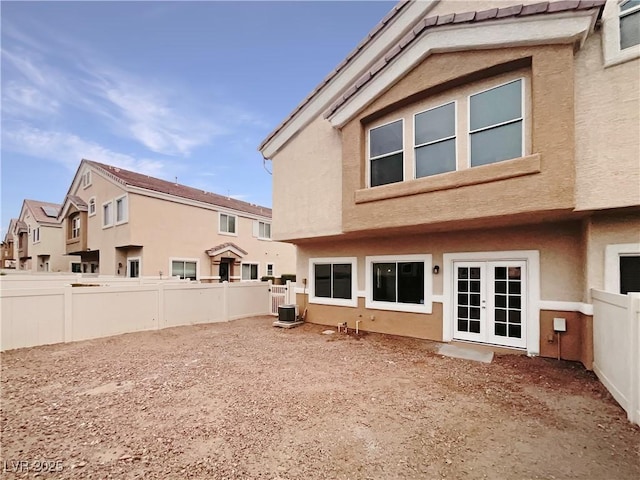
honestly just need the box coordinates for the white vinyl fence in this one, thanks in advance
[0,281,269,352]
[592,289,640,425]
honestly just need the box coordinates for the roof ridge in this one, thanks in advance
[323,0,606,119]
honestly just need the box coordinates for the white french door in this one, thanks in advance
[454,260,527,348]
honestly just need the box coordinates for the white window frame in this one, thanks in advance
[309,257,358,307]
[102,200,113,229]
[82,170,92,189]
[257,220,271,240]
[169,257,199,281]
[241,262,260,282]
[71,216,81,239]
[32,227,40,244]
[619,0,640,49]
[266,263,274,277]
[413,100,458,178]
[467,78,525,168]
[219,212,237,236]
[442,250,540,356]
[605,243,640,294]
[367,118,405,188]
[127,256,142,278]
[365,254,433,314]
[115,194,128,225]
[70,261,82,273]
[88,197,96,217]
[603,0,640,67]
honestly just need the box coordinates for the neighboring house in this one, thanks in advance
[2,219,18,269]
[259,0,640,367]
[58,159,296,280]
[14,200,74,272]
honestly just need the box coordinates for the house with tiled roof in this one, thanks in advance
[57,159,295,280]
[2,218,19,269]
[259,0,640,367]
[12,199,78,272]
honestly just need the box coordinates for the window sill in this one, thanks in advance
[102,224,113,230]
[365,299,433,314]
[219,231,238,237]
[309,296,358,308]
[258,237,272,241]
[115,220,128,226]
[355,154,541,204]
[603,44,640,68]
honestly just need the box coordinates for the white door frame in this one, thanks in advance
[443,250,540,355]
[127,256,142,278]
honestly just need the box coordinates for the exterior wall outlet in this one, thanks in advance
[553,317,567,332]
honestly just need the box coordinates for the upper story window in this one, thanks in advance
[82,171,92,188]
[369,119,404,187]
[71,216,80,239]
[115,195,128,224]
[620,0,640,49]
[102,201,113,228]
[88,197,96,216]
[32,227,40,243]
[469,79,523,167]
[219,213,237,235]
[256,221,271,240]
[414,102,456,178]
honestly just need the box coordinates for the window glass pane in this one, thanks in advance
[415,102,455,145]
[265,223,271,238]
[172,260,184,278]
[621,0,640,12]
[621,11,640,49]
[373,263,396,302]
[398,262,424,304]
[371,152,403,187]
[228,215,236,233]
[332,264,352,299]
[370,120,403,157]
[415,139,456,178]
[470,80,522,131]
[184,261,196,280]
[251,264,258,279]
[620,256,640,294]
[314,264,331,298]
[470,121,522,167]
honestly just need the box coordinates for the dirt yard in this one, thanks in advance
[1,317,638,479]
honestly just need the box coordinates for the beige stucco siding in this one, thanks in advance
[127,193,296,279]
[574,30,640,211]
[296,221,584,303]
[271,116,343,241]
[20,209,73,272]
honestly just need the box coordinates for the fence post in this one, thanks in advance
[629,294,640,424]
[223,281,229,322]
[63,285,73,343]
[286,280,294,304]
[157,283,164,331]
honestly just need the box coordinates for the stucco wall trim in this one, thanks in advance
[355,153,540,204]
[329,14,596,128]
[539,300,594,316]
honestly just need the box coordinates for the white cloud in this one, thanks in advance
[2,125,169,177]
[2,82,60,117]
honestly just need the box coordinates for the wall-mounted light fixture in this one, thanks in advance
[433,265,440,274]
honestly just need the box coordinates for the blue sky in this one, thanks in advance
[1,0,395,235]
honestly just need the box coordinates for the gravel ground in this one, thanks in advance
[1,316,638,480]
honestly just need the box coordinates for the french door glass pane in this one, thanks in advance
[397,262,424,304]
[332,264,352,299]
[470,121,522,167]
[494,266,522,338]
[371,153,403,187]
[370,120,403,157]
[470,80,522,131]
[415,139,456,178]
[621,11,640,49]
[373,263,396,302]
[456,266,481,334]
[415,102,455,144]
[314,264,331,298]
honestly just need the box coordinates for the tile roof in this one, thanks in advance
[15,220,28,233]
[23,199,62,225]
[257,0,411,152]
[324,0,606,119]
[206,242,248,257]
[85,160,271,218]
[4,218,18,242]
[66,195,88,211]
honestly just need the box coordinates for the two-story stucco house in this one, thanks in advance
[58,159,296,281]
[2,219,18,269]
[12,200,75,272]
[259,0,640,367]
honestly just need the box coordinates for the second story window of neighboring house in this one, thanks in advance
[115,195,128,224]
[258,221,271,239]
[620,0,640,49]
[415,102,456,178]
[88,197,96,216]
[369,119,404,187]
[32,227,40,243]
[469,79,523,167]
[71,216,81,239]
[103,201,113,228]
[82,170,92,188]
[219,213,236,235]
